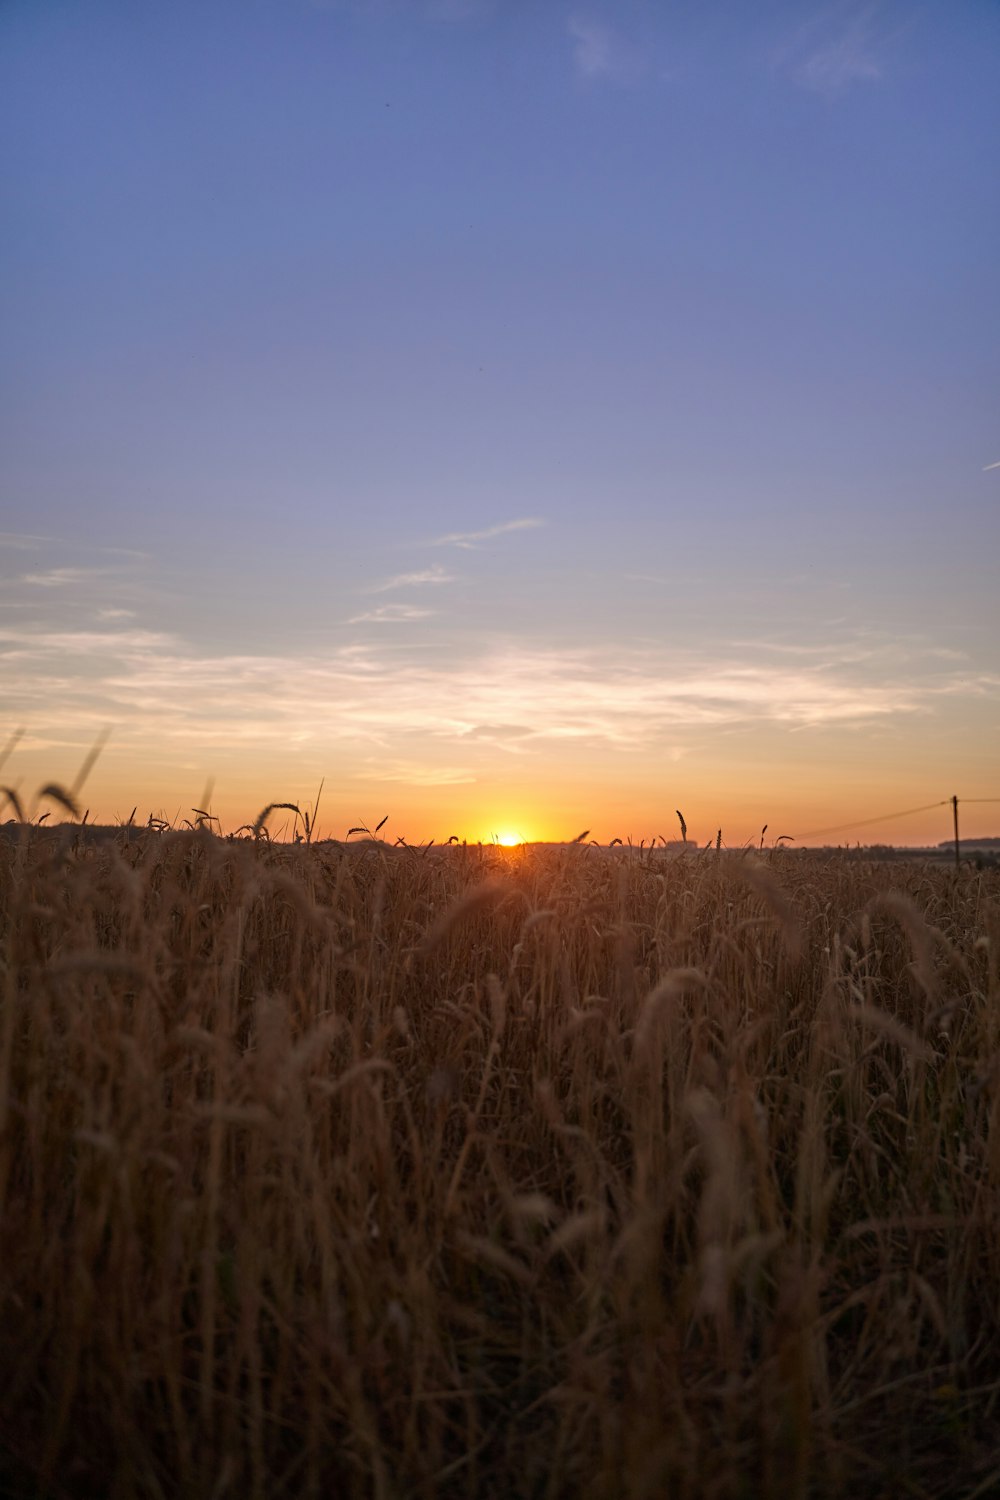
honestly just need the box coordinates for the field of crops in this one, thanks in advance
[1,827,998,1498]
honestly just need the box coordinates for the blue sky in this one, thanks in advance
[2,0,998,842]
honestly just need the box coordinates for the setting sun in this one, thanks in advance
[495,831,524,847]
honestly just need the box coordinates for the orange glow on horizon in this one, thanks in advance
[2,748,994,852]
[468,826,532,847]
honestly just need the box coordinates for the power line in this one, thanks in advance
[796,800,950,841]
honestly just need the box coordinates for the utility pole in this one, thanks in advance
[952,794,960,870]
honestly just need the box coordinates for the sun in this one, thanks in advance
[474,823,533,847]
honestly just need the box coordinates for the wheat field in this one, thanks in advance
[1,824,998,1498]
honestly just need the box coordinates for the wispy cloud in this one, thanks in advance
[354,759,476,785]
[3,626,986,772]
[461,722,532,740]
[347,603,435,624]
[777,8,885,97]
[458,721,534,756]
[725,637,881,666]
[1,534,147,561]
[567,16,640,83]
[431,517,544,550]
[983,460,1000,472]
[797,38,879,94]
[4,551,152,622]
[0,532,51,552]
[0,626,176,657]
[371,564,455,593]
[19,567,103,588]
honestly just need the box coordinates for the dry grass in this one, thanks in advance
[1,826,998,1498]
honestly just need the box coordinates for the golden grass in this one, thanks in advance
[1,827,998,1498]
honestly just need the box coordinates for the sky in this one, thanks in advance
[1,0,998,846]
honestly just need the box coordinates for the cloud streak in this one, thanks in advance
[431,517,544,550]
[0,534,148,560]
[371,565,455,592]
[354,759,476,785]
[19,567,106,588]
[0,533,52,553]
[347,603,435,624]
[3,625,985,771]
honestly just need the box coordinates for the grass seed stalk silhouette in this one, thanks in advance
[0,812,998,1498]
